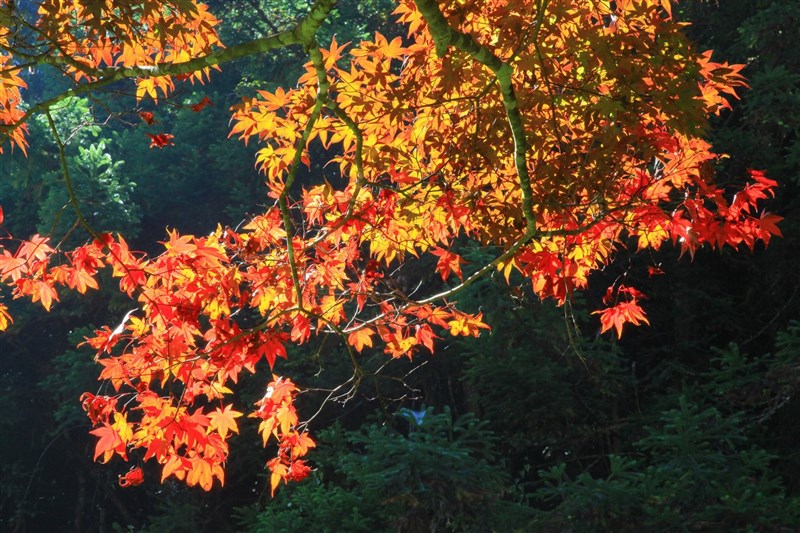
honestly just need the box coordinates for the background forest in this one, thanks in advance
[1,0,799,531]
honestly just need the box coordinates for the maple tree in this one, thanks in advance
[0,0,783,493]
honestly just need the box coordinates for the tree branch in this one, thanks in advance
[44,109,104,242]
[279,13,335,310]
[412,0,537,233]
[1,0,338,139]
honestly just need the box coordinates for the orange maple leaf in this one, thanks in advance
[290,314,311,343]
[447,312,490,337]
[16,234,54,262]
[282,431,316,458]
[285,459,312,482]
[0,303,12,331]
[90,413,131,463]
[186,457,214,491]
[0,251,26,282]
[593,300,650,338]
[208,404,243,439]
[415,324,438,353]
[267,457,288,497]
[348,327,375,352]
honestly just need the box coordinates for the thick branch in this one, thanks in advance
[412,0,537,232]
[279,29,334,309]
[1,0,337,137]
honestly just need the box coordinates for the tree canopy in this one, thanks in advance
[0,0,788,505]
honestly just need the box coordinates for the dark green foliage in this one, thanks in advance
[705,323,800,418]
[239,408,532,532]
[532,397,798,531]
[335,408,506,530]
[0,98,139,244]
[39,328,102,433]
[235,483,381,533]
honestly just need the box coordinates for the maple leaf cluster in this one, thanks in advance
[251,377,315,496]
[594,285,650,338]
[0,0,784,493]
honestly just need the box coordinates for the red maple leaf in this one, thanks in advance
[593,300,650,338]
[146,133,174,148]
[285,459,311,482]
[431,247,465,281]
[90,423,125,463]
[191,96,213,112]
[118,466,145,487]
[139,111,154,124]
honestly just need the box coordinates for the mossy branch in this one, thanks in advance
[279,21,335,310]
[412,0,537,233]
[1,0,338,139]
